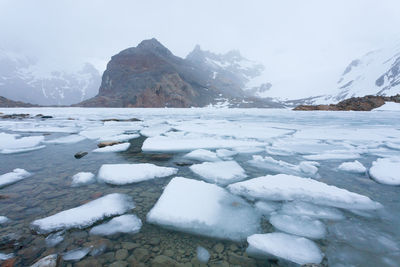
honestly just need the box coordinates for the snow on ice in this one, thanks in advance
[0,168,31,188]
[90,214,142,236]
[189,161,247,185]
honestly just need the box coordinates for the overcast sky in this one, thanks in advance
[1,0,400,98]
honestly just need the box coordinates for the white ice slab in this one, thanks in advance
[79,128,124,140]
[270,214,327,239]
[1,145,46,154]
[369,157,400,185]
[0,133,44,151]
[97,163,178,185]
[216,149,238,158]
[0,216,9,224]
[373,102,400,111]
[147,177,260,241]
[31,193,134,234]
[255,201,280,215]
[249,155,318,176]
[142,135,266,152]
[246,233,323,265]
[189,161,247,185]
[304,151,361,160]
[63,247,91,261]
[0,168,31,188]
[233,146,265,154]
[228,174,381,210]
[280,201,344,220]
[338,160,366,173]
[98,134,140,142]
[45,232,64,247]
[89,214,142,236]
[45,135,86,144]
[184,149,220,162]
[92,143,130,153]
[71,172,95,187]
[140,124,172,137]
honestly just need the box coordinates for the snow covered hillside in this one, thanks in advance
[0,49,101,105]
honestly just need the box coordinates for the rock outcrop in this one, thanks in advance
[294,94,400,111]
[78,38,282,108]
[0,96,37,107]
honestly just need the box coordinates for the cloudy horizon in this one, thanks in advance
[1,0,400,98]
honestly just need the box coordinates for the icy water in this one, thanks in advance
[0,108,399,267]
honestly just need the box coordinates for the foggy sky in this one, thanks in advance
[1,0,400,98]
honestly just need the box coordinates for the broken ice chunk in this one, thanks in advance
[71,172,95,187]
[0,168,31,188]
[216,149,238,158]
[254,201,280,216]
[45,135,86,144]
[45,232,64,247]
[63,247,91,261]
[228,174,381,210]
[246,233,323,265]
[147,177,260,241]
[280,201,344,221]
[31,193,134,234]
[196,246,210,263]
[92,142,130,153]
[189,161,247,185]
[89,214,142,236]
[184,149,220,162]
[369,157,400,185]
[249,155,318,176]
[270,214,327,239]
[338,160,366,173]
[97,163,178,185]
[0,216,9,224]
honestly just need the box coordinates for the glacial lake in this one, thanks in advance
[0,107,399,267]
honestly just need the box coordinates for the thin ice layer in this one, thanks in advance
[89,214,142,236]
[280,201,344,220]
[189,161,247,185]
[31,193,134,234]
[369,157,400,185]
[147,177,260,241]
[228,174,381,210]
[0,168,31,188]
[97,163,178,185]
[246,233,323,265]
[184,149,220,162]
[269,214,327,239]
[71,172,95,187]
[45,135,86,144]
[249,155,318,176]
[92,143,130,153]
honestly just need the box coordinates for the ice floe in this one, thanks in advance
[373,102,400,111]
[233,146,265,154]
[183,149,220,162]
[270,214,327,239]
[97,164,178,185]
[216,149,238,158]
[89,214,142,236]
[246,233,323,265]
[147,177,260,241]
[140,124,172,137]
[338,160,366,173]
[0,216,9,224]
[254,201,280,215]
[45,232,64,247]
[63,247,91,261]
[0,132,44,154]
[280,201,345,220]
[196,246,210,263]
[228,174,381,210]
[303,151,361,160]
[0,168,31,188]
[142,135,265,152]
[45,135,86,144]
[1,145,46,154]
[369,157,400,185]
[92,142,130,153]
[98,133,140,142]
[189,161,247,185]
[31,193,134,234]
[249,155,318,176]
[71,172,95,187]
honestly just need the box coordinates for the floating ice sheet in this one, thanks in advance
[189,161,247,185]
[184,149,220,162]
[31,193,134,234]
[255,201,280,215]
[246,233,323,265]
[228,174,381,210]
[249,155,318,176]
[93,143,130,153]
[0,132,44,152]
[216,149,238,158]
[45,135,86,144]
[147,177,260,241]
[98,134,140,142]
[89,214,142,236]
[369,157,400,185]
[97,163,177,185]
[1,145,46,154]
[303,151,361,160]
[0,168,31,188]
[270,214,327,239]
[280,201,344,220]
[71,172,95,187]
[338,160,366,173]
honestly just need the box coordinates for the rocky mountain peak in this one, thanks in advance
[136,38,173,57]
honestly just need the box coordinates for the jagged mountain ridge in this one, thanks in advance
[0,50,101,106]
[313,42,400,104]
[79,38,281,108]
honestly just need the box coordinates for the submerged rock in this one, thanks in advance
[30,254,59,267]
[74,151,88,159]
[97,141,122,148]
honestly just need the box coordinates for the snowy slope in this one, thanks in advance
[314,42,400,104]
[0,49,101,106]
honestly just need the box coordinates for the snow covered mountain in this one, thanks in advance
[186,45,272,98]
[0,50,101,106]
[313,42,400,104]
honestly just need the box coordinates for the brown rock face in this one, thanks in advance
[294,94,400,111]
[0,96,37,107]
